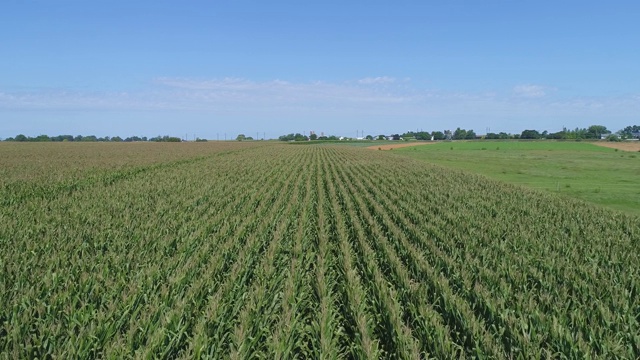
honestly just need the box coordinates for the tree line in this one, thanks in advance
[2,134,192,142]
[400,125,637,141]
[5,124,639,143]
[279,124,639,142]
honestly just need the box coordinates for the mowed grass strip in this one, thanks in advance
[394,140,640,215]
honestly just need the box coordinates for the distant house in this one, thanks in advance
[631,132,640,139]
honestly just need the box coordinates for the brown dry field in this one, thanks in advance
[367,142,437,150]
[593,141,640,152]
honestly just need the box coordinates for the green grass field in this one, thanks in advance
[395,141,640,215]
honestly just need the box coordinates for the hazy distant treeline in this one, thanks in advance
[2,134,194,142]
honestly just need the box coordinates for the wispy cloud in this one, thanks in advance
[0,77,418,115]
[0,89,169,110]
[154,77,413,106]
[155,77,288,91]
[513,84,552,98]
[358,76,396,85]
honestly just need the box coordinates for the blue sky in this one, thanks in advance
[1,0,639,139]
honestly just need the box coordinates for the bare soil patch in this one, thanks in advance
[367,142,437,150]
[593,142,640,152]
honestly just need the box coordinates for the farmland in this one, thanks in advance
[1,142,639,358]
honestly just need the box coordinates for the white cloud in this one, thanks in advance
[358,76,396,85]
[153,77,412,106]
[0,89,170,110]
[155,77,275,91]
[513,84,549,98]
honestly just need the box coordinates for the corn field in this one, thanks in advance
[1,142,639,358]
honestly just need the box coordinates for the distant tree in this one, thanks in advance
[111,136,123,142]
[391,134,401,140]
[606,134,621,142]
[327,135,339,140]
[74,135,84,142]
[546,131,565,140]
[560,128,575,139]
[453,128,467,140]
[400,131,429,140]
[15,134,28,142]
[51,135,72,142]
[195,137,208,142]
[280,133,308,141]
[35,134,51,142]
[520,129,541,139]
[377,134,386,140]
[485,132,499,139]
[236,134,246,141]
[586,125,609,139]
[401,130,429,140]
[619,125,640,139]
[81,135,98,142]
[365,135,373,140]
[566,127,588,140]
[430,131,444,140]
[124,136,143,142]
[465,129,476,139]
[309,133,318,140]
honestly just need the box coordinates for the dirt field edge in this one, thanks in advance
[592,141,640,152]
